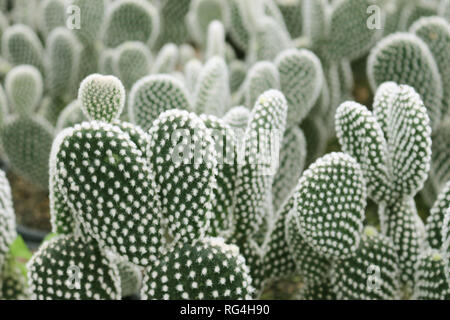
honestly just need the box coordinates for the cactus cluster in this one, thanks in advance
[0,0,449,301]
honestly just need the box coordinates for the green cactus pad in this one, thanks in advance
[56,100,87,131]
[200,114,238,239]
[27,234,121,300]
[2,24,44,72]
[141,237,254,300]
[381,199,426,290]
[330,226,400,300]
[336,101,395,204]
[412,249,450,300]
[70,0,106,44]
[5,65,43,115]
[244,61,280,110]
[51,121,164,266]
[285,210,331,285]
[38,0,66,37]
[411,16,450,118]
[264,195,297,281]
[374,83,432,199]
[233,90,287,239]
[295,280,336,300]
[327,0,382,62]
[155,0,191,48]
[151,43,178,75]
[0,170,16,269]
[367,33,443,129]
[147,110,217,244]
[193,56,230,116]
[275,48,323,125]
[78,74,126,122]
[426,181,450,249]
[45,27,81,97]
[272,126,306,212]
[294,152,366,260]
[102,0,159,48]
[129,74,191,131]
[113,41,152,90]
[0,258,30,300]
[1,115,54,189]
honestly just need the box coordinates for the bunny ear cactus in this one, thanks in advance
[426,181,450,249]
[70,0,106,44]
[293,152,366,259]
[337,83,432,291]
[428,119,450,201]
[276,0,303,39]
[102,0,160,48]
[380,198,427,291]
[184,58,203,94]
[147,109,217,244]
[1,259,30,300]
[410,16,450,118]
[155,0,191,48]
[112,41,152,90]
[275,48,323,126]
[412,249,450,300]
[326,0,383,62]
[223,106,251,132]
[232,90,287,241]
[229,60,247,95]
[272,126,306,212]
[2,66,54,189]
[0,170,16,270]
[330,226,401,300]
[295,280,335,300]
[45,27,82,99]
[399,0,438,31]
[367,33,443,129]
[200,114,237,238]
[247,16,291,64]
[55,100,86,131]
[336,82,432,205]
[227,0,250,52]
[151,43,178,75]
[27,234,122,300]
[38,0,66,37]
[1,116,54,190]
[242,61,280,110]
[78,74,126,122]
[193,56,230,117]
[129,74,191,132]
[205,20,225,60]
[2,24,44,73]
[302,0,328,45]
[5,64,43,115]
[285,210,331,285]
[140,237,254,300]
[264,152,367,287]
[52,119,164,266]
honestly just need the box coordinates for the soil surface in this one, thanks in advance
[7,171,51,232]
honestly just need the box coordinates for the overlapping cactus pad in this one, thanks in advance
[0,0,449,302]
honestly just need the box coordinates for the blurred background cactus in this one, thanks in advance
[0,0,448,300]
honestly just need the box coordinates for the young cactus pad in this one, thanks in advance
[78,74,126,123]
